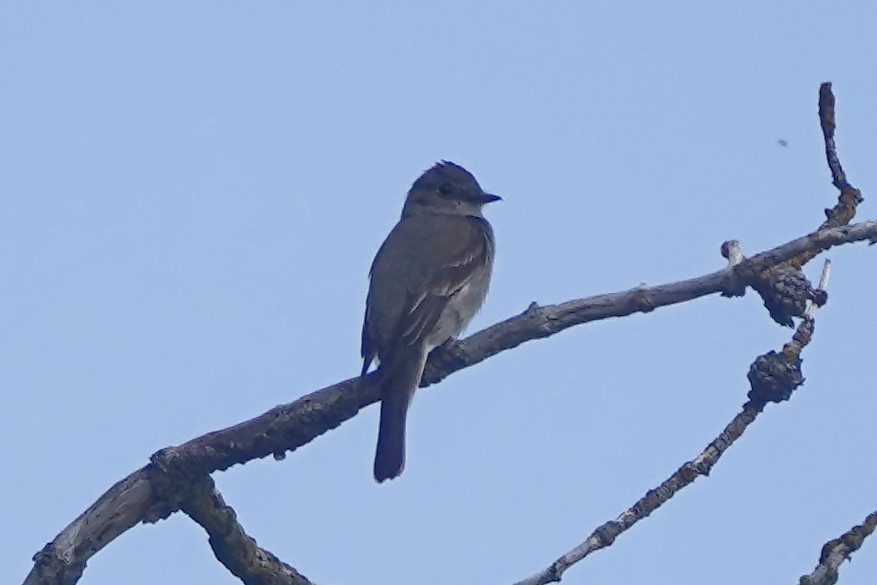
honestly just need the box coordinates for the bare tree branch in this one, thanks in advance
[26,470,154,585]
[23,218,877,585]
[512,83,868,584]
[513,260,832,585]
[750,83,861,326]
[180,477,315,585]
[423,219,874,386]
[513,407,763,585]
[799,512,877,585]
[23,84,875,585]
[796,82,864,267]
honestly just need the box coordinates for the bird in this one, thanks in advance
[361,161,501,482]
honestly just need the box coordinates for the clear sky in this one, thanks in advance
[2,2,876,584]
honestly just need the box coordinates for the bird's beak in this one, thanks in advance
[474,192,502,204]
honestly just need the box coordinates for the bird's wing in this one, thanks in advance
[395,216,491,349]
[361,305,378,375]
[362,215,492,372]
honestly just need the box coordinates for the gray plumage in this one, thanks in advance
[361,161,500,482]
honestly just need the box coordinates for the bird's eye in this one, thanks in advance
[438,183,454,197]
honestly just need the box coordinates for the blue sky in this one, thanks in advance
[2,2,876,584]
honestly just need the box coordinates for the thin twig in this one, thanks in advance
[819,82,853,194]
[721,239,744,267]
[751,84,860,326]
[794,82,864,268]
[799,512,877,585]
[806,260,831,318]
[513,405,761,585]
[514,266,831,585]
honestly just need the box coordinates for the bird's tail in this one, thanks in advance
[373,350,427,482]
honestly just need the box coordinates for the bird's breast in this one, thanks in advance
[425,262,493,349]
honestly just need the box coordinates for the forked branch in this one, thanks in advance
[24,84,873,585]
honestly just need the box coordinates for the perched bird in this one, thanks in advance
[361,161,500,482]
